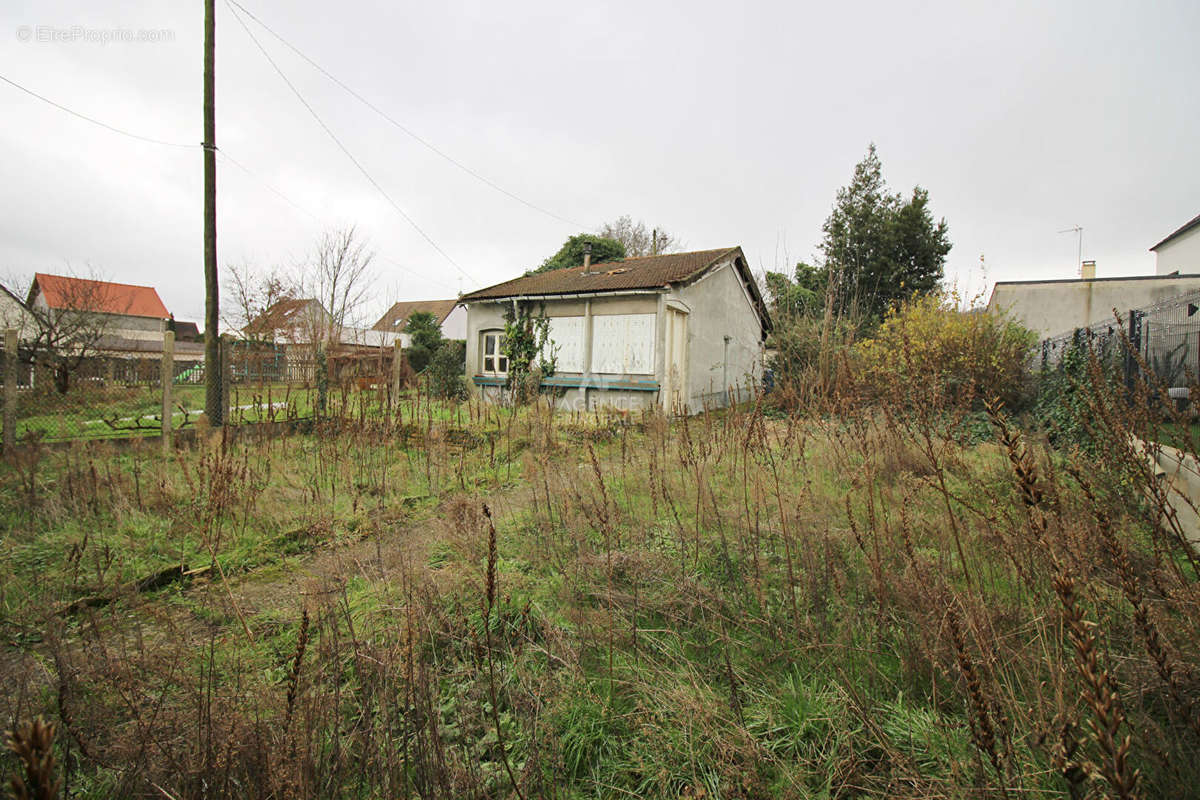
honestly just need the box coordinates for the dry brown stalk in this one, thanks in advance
[480,503,527,800]
[284,605,310,732]
[1053,570,1140,800]
[946,605,1007,791]
[6,718,61,800]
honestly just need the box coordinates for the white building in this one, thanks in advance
[1152,212,1200,275]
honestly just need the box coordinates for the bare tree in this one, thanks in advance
[598,216,681,257]
[1,268,126,392]
[296,226,376,349]
[222,260,296,344]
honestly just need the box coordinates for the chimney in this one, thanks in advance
[1081,260,1096,280]
[582,242,592,272]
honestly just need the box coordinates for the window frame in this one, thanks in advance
[480,330,508,376]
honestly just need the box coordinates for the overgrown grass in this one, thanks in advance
[1,377,1199,798]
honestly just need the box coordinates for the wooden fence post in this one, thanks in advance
[3,329,16,454]
[391,339,403,410]
[161,330,175,454]
[220,334,232,426]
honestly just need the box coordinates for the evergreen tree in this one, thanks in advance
[404,311,444,372]
[534,234,625,273]
[820,144,951,320]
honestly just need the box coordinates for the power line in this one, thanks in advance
[0,71,459,297]
[219,150,462,294]
[224,0,479,287]
[228,0,593,232]
[0,73,196,149]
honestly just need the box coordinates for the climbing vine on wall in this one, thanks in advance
[502,302,557,403]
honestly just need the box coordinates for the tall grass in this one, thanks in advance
[1,344,1198,798]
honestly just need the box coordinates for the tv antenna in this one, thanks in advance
[1058,225,1083,275]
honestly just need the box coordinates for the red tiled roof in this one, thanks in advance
[32,273,169,318]
[461,248,741,301]
[372,299,458,332]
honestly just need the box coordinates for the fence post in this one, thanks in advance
[3,329,16,455]
[391,339,403,410]
[1124,309,1143,396]
[220,334,232,426]
[161,330,175,454]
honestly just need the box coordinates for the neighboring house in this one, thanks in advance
[28,273,170,343]
[1152,212,1200,275]
[243,298,332,345]
[245,297,402,350]
[373,299,466,340]
[459,247,771,413]
[173,321,202,342]
[988,271,1200,339]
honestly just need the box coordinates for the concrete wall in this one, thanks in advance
[988,274,1200,338]
[673,258,765,410]
[1155,226,1200,275]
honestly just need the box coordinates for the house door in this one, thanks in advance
[663,307,688,414]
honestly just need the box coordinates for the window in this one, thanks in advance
[481,331,508,375]
[544,317,585,372]
[592,313,656,374]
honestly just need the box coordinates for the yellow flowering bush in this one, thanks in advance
[854,293,1036,408]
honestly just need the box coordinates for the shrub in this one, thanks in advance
[854,293,1036,409]
[427,340,467,400]
[405,311,445,373]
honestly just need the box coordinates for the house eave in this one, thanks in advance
[465,288,667,304]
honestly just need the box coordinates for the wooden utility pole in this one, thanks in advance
[161,329,175,455]
[203,0,221,425]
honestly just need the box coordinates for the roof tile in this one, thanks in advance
[461,248,740,301]
[371,299,458,331]
[33,273,169,318]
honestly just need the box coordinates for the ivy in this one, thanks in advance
[502,303,557,403]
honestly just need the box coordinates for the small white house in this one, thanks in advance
[459,247,771,413]
[1152,212,1200,275]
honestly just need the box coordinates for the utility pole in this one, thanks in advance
[203,0,221,425]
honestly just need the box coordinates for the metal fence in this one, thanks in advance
[0,332,408,448]
[1038,288,1200,389]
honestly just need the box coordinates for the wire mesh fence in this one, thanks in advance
[0,333,407,447]
[1038,288,1200,393]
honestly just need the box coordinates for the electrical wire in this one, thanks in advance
[228,0,593,232]
[0,73,196,149]
[224,0,479,287]
[1,71,460,299]
[218,150,463,294]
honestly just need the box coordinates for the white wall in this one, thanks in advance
[0,292,36,340]
[441,305,467,340]
[673,258,765,409]
[1155,226,1200,275]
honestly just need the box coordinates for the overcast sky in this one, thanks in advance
[2,0,1197,327]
